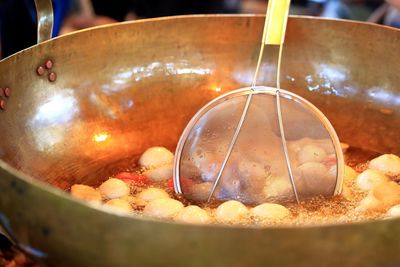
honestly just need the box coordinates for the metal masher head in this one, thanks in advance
[173,0,344,204]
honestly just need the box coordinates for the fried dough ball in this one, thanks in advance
[356,169,389,191]
[371,181,400,207]
[143,165,173,182]
[288,138,333,154]
[175,205,210,224]
[341,185,355,201]
[215,200,248,223]
[263,177,294,201]
[343,165,359,184]
[297,162,335,195]
[136,187,170,202]
[298,162,328,179]
[139,147,174,182]
[99,178,130,199]
[369,154,400,177]
[250,203,290,220]
[237,159,268,202]
[121,195,147,207]
[356,194,384,213]
[358,181,400,213]
[139,147,174,168]
[297,144,327,165]
[387,205,400,218]
[143,198,184,219]
[187,182,213,202]
[105,199,133,213]
[183,149,221,183]
[70,184,102,203]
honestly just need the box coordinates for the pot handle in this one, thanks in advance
[33,0,54,43]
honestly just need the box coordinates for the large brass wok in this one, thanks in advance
[0,9,399,267]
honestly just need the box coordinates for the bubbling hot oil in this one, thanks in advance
[174,147,384,226]
[75,146,389,226]
[195,187,379,227]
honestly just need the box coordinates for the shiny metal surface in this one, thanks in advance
[34,0,53,43]
[0,15,399,267]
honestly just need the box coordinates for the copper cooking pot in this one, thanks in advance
[0,1,399,266]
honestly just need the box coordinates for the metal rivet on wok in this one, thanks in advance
[0,99,6,110]
[37,66,45,76]
[4,87,11,97]
[48,72,57,82]
[45,60,53,69]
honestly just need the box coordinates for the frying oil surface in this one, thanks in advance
[69,145,400,226]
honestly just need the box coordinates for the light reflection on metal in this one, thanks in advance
[93,133,109,143]
[233,63,276,85]
[109,62,212,85]
[19,244,48,258]
[305,72,345,97]
[318,64,347,82]
[29,90,78,151]
[175,68,211,75]
[367,87,400,105]
[32,90,77,125]
[89,93,117,119]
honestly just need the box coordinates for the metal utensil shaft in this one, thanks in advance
[207,0,300,203]
[34,0,53,43]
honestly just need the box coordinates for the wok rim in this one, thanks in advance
[1,13,399,63]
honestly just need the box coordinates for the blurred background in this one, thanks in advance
[0,0,399,59]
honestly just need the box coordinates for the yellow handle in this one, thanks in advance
[263,0,291,45]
